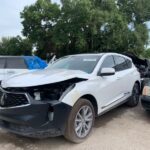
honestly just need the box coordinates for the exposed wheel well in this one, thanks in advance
[80,94,98,116]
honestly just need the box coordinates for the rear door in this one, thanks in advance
[5,57,28,78]
[113,55,133,97]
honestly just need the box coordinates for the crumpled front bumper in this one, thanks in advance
[0,98,72,138]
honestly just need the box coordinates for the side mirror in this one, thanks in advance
[99,68,115,76]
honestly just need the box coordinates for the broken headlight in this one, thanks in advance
[30,83,77,101]
[5,78,86,101]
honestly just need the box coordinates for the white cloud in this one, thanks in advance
[0,0,60,38]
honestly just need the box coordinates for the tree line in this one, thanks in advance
[1,0,150,59]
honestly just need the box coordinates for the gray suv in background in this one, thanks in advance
[0,56,47,81]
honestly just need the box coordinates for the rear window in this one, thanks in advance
[6,57,27,69]
[113,56,129,71]
[0,58,6,69]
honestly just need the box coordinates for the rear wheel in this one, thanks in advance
[64,98,95,143]
[126,83,140,107]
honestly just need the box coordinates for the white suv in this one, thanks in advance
[0,53,140,143]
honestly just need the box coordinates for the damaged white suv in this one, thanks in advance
[0,53,140,143]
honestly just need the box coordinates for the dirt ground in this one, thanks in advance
[0,104,150,150]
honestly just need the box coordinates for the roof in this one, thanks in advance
[69,52,129,57]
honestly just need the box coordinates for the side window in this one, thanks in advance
[113,56,128,71]
[126,59,132,68]
[101,56,115,69]
[0,58,6,69]
[6,58,27,69]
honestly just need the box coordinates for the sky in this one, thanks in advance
[0,0,60,38]
[0,0,150,40]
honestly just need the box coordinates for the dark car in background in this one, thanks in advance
[141,79,150,111]
[123,52,150,92]
[123,52,150,78]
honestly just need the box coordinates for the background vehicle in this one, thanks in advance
[0,56,47,81]
[124,52,150,92]
[123,52,150,77]
[0,53,140,143]
[141,79,150,111]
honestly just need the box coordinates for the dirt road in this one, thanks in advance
[0,104,150,150]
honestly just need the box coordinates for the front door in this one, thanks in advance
[96,55,123,111]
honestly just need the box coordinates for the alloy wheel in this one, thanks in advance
[74,105,94,138]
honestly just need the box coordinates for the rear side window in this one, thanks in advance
[113,56,128,71]
[0,58,6,69]
[6,58,27,69]
[126,59,132,68]
[101,56,115,69]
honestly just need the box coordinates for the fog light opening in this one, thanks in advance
[48,112,54,121]
[48,106,54,121]
[34,92,41,101]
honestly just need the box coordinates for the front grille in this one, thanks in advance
[0,90,29,108]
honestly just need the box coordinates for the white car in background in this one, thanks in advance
[0,56,47,81]
[0,53,140,143]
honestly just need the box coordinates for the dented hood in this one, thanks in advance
[1,69,90,88]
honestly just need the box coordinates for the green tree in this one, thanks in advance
[0,36,32,55]
[117,0,150,55]
[21,0,61,58]
[142,48,150,58]
[21,0,150,57]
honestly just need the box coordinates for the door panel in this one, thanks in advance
[97,55,123,110]
[96,75,124,110]
[115,70,132,95]
[113,56,133,96]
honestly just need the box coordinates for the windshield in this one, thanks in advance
[48,55,102,74]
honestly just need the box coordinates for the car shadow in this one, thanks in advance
[0,105,129,143]
[94,105,128,128]
[0,104,150,149]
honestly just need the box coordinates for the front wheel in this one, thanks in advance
[126,83,140,107]
[64,98,95,143]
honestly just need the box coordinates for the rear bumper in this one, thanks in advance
[141,96,150,110]
[0,100,72,138]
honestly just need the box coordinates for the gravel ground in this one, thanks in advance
[0,104,150,150]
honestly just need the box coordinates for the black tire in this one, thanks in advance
[64,98,95,143]
[126,83,140,107]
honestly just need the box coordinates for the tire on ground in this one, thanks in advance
[64,98,95,143]
[126,83,140,107]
